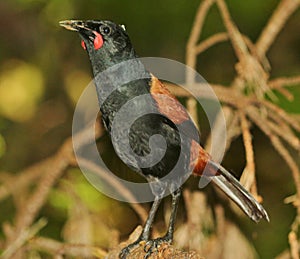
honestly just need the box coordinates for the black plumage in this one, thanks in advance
[60,20,269,258]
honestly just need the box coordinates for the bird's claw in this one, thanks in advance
[119,239,146,259]
[119,236,172,259]
[143,236,172,258]
[119,246,130,259]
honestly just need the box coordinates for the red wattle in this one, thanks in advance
[93,32,104,50]
[81,40,86,50]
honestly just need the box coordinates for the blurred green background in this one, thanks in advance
[0,0,299,258]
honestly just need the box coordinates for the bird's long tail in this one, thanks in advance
[208,160,269,222]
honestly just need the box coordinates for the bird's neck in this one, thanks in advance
[88,46,138,77]
[90,55,152,132]
[92,55,150,99]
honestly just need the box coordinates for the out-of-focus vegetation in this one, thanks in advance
[0,0,299,258]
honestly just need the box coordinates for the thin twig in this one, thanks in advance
[276,87,295,101]
[268,111,300,145]
[28,237,107,258]
[269,76,300,89]
[266,119,300,151]
[246,107,300,211]
[0,163,48,202]
[1,218,47,259]
[205,106,233,160]
[216,0,248,60]
[186,0,216,56]
[288,231,299,259]
[239,112,258,197]
[256,0,300,58]
[76,157,148,222]
[261,100,300,132]
[186,0,216,126]
[223,109,242,152]
[195,32,228,55]
[5,123,104,253]
[14,154,69,235]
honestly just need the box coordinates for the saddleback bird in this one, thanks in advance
[60,20,269,258]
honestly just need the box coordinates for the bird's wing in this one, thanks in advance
[148,75,213,176]
[148,74,200,142]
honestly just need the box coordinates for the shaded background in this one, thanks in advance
[0,0,299,258]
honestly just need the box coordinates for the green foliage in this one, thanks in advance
[276,88,300,113]
[49,169,110,213]
[0,61,44,122]
[42,0,75,25]
[0,135,6,158]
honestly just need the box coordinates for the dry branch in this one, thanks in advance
[28,237,107,258]
[239,112,258,198]
[256,0,300,58]
[1,218,47,259]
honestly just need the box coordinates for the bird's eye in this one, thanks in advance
[100,25,111,35]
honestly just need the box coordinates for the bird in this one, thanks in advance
[59,20,269,258]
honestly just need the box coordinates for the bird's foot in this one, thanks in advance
[143,235,172,259]
[119,238,146,259]
[119,235,172,259]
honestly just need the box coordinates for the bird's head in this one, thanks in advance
[59,20,136,75]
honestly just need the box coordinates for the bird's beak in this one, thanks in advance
[59,20,86,32]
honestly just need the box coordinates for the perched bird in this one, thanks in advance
[60,20,269,258]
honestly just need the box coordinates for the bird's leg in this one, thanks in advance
[164,187,182,240]
[119,196,162,259]
[144,187,182,258]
